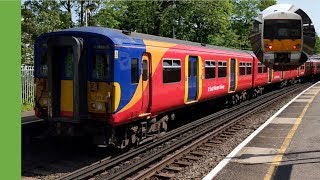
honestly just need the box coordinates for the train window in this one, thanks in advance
[301,64,305,69]
[39,50,48,77]
[131,58,139,83]
[205,61,215,79]
[263,65,268,73]
[218,61,227,77]
[239,62,246,75]
[246,63,252,75]
[163,59,181,83]
[258,63,263,73]
[193,60,197,76]
[63,47,74,79]
[142,60,148,81]
[92,54,110,81]
[264,20,301,39]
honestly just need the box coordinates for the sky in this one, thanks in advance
[277,0,320,34]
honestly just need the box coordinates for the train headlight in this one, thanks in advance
[265,44,272,49]
[97,103,103,111]
[91,103,96,109]
[293,44,301,50]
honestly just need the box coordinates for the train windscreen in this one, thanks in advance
[263,20,301,39]
[91,53,110,81]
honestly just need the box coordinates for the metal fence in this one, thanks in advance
[21,65,34,105]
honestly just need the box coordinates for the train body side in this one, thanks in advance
[34,27,320,134]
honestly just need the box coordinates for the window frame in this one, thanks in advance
[205,60,216,79]
[239,62,246,75]
[218,61,227,78]
[246,62,252,75]
[162,58,182,84]
[131,58,139,84]
[142,59,148,81]
[263,65,268,73]
[258,62,263,73]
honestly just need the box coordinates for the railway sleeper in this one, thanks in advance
[190,151,206,156]
[208,140,222,144]
[165,166,183,172]
[173,160,192,166]
[198,147,212,151]
[222,131,235,136]
[183,155,200,161]
[155,172,175,178]
[204,143,217,147]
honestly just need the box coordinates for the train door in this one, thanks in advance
[268,68,272,83]
[59,47,74,117]
[47,36,83,121]
[229,59,236,92]
[187,56,198,101]
[141,53,151,113]
[298,67,300,77]
[281,71,284,80]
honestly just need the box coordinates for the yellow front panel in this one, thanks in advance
[88,82,121,113]
[35,78,49,107]
[263,39,302,52]
[60,80,73,112]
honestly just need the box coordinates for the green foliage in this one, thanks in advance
[230,0,275,50]
[314,33,320,54]
[21,102,34,112]
[21,0,73,64]
[257,0,276,11]
[21,0,278,63]
[93,1,127,28]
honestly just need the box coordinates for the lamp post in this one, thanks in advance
[85,3,98,26]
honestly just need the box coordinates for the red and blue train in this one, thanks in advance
[34,27,320,148]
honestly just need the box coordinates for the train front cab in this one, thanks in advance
[34,34,118,136]
[261,11,303,69]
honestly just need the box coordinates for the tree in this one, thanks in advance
[59,0,74,28]
[21,0,72,64]
[93,1,127,28]
[230,0,275,50]
[314,33,320,54]
[258,0,276,11]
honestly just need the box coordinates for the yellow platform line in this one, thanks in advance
[264,90,319,180]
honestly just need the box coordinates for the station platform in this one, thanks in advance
[22,111,42,125]
[204,82,320,180]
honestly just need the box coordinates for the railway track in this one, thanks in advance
[58,82,312,180]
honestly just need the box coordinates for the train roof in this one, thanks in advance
[37,26,249,55]
[263,11,301,20]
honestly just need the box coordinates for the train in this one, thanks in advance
[262,11,304,68]
[250,4,316,71]
[33,27,320,148]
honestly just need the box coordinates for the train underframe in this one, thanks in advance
[44,76,315,149]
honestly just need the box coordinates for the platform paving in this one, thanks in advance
[204,82,320,180]
[21,111,41,124]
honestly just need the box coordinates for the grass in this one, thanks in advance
[21,102,34,112]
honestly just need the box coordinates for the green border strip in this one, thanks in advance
[0,1,20,179]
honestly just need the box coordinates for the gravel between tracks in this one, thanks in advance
[173,91,301,180]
